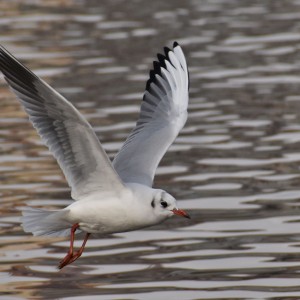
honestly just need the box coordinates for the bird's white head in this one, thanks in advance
[126,183,190,225]
[151,189,190,220]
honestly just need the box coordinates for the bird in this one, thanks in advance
[0,41,190,269]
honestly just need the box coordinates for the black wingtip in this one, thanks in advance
[144,44,177,96]
[153,61,161,75]
[164,47,171,58]
[173,41,179,48]
[0,44,8,55]
[145,70,156,91]
[157,53,166,68]
[0,45,38,92]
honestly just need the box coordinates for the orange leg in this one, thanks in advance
[58,223,90,269]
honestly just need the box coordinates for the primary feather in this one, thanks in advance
[113,42,189,186]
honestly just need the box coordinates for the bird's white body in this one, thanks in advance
[0,42,190,267]
[65,183,171,234]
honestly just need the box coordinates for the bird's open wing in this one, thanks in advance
[113,42,189,186]
[0,45,125,200]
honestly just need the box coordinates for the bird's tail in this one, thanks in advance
[21,207,74,237]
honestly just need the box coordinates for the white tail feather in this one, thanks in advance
[21,207,75,237]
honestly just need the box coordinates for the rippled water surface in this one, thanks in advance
[2,0,300,299]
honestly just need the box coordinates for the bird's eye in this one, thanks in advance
[160,200,168,208]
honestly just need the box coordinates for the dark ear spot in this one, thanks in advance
[151,199,155,208]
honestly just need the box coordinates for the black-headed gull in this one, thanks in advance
[0,42,190,269]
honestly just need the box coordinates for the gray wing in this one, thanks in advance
[0,45,125,200]
[113,42,189,186]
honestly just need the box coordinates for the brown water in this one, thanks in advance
[2,0,300,299]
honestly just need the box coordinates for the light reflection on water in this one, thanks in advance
[2,0,300,299]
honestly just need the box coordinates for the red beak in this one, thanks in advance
[172,208,191,219]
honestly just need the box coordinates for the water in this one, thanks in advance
[1,0,300,299]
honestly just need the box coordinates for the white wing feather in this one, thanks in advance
[0,45,125,200]
[113,42,189,186]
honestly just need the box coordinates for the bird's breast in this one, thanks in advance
[65,197,159,234]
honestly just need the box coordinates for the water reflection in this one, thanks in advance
[2,0,300,299]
